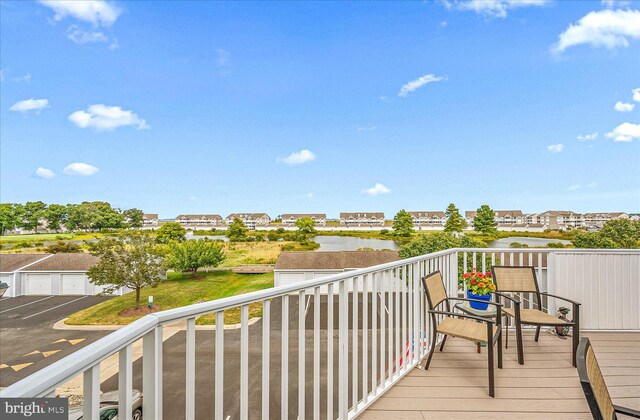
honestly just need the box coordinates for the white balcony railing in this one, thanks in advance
[1,248,638,420]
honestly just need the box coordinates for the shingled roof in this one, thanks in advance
[0,254,50,272]
[23,253,100,271]
[275,250,399,270]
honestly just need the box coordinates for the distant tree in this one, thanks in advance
[23,201,47,233]
[572,219,640,249]
[87,232,166,307]
[295,217,317,236]
[473,205,498,235]
[44,204,67,232]
[444,203,467,233]
[0,203,24,235]
[228,218,248,241]
[46,241,81,253]
[156,222,187,243]
[166,239,226,277]
[124,208,144,228]
[64,202,124,231]
[392,209,414,237]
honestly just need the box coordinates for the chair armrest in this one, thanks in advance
[448,297,503,307]
[614,405,640,418]
[428,309,495,325]
[539,292,581,306]
[494,292,521,305]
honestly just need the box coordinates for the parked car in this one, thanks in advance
[68,389,142,420]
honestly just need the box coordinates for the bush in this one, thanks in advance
[509,242,528,248]
[380,229,390,236]
[546,242,565,248]
[281,244,295,251]
[46,241,82,253]
[12,241,33,249]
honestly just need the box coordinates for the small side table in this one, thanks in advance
[454,302,498,353]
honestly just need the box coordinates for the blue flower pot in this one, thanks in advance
[467,290,492,310]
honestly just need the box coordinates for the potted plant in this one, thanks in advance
[463,268,496,310]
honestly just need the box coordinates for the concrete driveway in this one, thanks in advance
[0,295,113,388]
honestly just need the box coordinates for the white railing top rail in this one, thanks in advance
[1,248,456,398]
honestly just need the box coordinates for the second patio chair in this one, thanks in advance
[422,271,503,397]
[491,266,581,367]
[577,337,640,419]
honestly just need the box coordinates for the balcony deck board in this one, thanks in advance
[360,331,640,419]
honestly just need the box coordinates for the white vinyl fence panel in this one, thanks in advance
[549,251,640,330]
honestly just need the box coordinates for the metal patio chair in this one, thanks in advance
[577,337,640,419]
[491,266,581,366]
[422,271,503,397]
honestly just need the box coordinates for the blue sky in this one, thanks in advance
[1,0,639,218]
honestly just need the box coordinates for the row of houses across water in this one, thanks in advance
[142,210,633,230]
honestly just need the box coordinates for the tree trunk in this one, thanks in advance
[192,268,198,277]
[135,287,141,307]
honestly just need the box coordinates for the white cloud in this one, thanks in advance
[304,192,314,199]
[109,38,119,50]
[614,101,635,112]
[10,98,49,113]
[69,104,149,131]
[445,0,549,18]
[63,162,100,176]
[38,0,121,27]
[551,9,640,54]
[35,167,55,179]
[13,73,31,82]
[215,48,230,66]
[277,149,316,165]
[67,26,108,44]
[568,182,598,191]
[357,126,377,131]
[440,20,448,27]
[633,88,640,102]
[602,0,631,8]
[605,122,640,142]
[363,183,391,196]
[577,132,598,141]
[399,74,445,97]
[547,143,564,153]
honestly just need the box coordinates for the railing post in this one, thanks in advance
[143,325,163,420]
[241,305,249,420]
[119,345,133,420]
[83,365,100,420]
[185,317,196,420]
[338,280,348,419]
[262,300,270,420]
[215,311,224,420]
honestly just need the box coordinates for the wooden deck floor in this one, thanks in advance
[360,331,640,419]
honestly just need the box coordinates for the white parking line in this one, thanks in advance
[0,296,55,314]
[22,296,89,320]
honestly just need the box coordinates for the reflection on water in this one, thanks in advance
[488,236,571,248]
[311,235,400,251]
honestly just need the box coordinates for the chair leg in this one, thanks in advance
[515,320,525,365]
[439,335,447,352]
[505,316,509,349]
[488,338,495,398]
[424,330,438,370]
[497,331,503,369]
[572,325,579,368]
[534,326,541,342]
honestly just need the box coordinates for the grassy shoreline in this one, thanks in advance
[65,270,274,325]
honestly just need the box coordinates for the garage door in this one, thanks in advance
[61,274,85,295]
[26,274,52,295]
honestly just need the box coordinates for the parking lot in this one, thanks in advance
[0,295,112,387]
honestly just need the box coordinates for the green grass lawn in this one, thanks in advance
[0,233,76,242]
[65,270,274,326]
